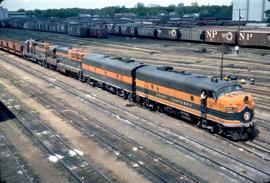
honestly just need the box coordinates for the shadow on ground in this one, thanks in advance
[0,101,16,123]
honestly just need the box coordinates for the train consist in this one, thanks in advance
[1,19,270,47]
[0,20,109,38]
[0,38,256,140]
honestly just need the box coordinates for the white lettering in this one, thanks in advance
[239,32,253,41]
[239,32,245,40]
[206,30,217,38]
[247,33,253,41]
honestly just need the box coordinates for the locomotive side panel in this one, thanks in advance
[82,54,142,92]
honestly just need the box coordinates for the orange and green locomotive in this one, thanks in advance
[0,38,256,140]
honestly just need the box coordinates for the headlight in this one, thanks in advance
[225,107,237,112]
[243,112,251,121]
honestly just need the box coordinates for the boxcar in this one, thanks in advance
[56,23,68,34]
[239,29,270,47]
[110,24,122,35]
[137,27,157,38]
[88,27,108,38]
[120,24,139,36]
[156,27,179,40]
[204,27,237,44]
[179,28,204,42]
[68,23,88,37]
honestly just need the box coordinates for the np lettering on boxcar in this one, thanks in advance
[206,30,218,38]
[207,30,234,41]
[239,32,253,41]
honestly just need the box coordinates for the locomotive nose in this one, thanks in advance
[223,92,255,111]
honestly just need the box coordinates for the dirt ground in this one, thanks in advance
[0,110,72,183]
[0,69,150,183]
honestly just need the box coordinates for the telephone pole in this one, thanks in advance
[234,8,246,47]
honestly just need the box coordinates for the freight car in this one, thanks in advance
[203,27,237,44]
[88,27,109,38]
[1,39,9,51]
[156,27,180,40]
[179,28,204,42]
[110,24,122,35]
[0,38,256,140]
[6,40,24,56]
[137,27,157,38]
[120,24,139,36]
[239,29,270,47]
[1,19,270,47]
[68,23,88,37]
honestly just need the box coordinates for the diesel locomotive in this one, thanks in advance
[0,38,256,140]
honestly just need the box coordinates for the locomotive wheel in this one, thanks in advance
[210,125,220,134]
[231,132,241,141]
[87,78,92,85]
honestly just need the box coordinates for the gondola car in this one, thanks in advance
[7,41,24,56]
[135,66,255,140]
[1,39,9,51]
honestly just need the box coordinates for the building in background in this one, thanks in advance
[233,0,270,21]
[0,6,8,20]
[8,11,27,19]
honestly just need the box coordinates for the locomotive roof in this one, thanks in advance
[56,46,70,53]
[84,53,143,71]
[136,65,234,94]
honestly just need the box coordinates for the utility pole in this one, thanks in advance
[221,36,224,80]
[234,8,246,49]
[220,33,228,80]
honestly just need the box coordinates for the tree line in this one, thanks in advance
[15,3,233,20]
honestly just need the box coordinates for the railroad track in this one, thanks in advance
[0,57,201,183]
[1,52,269,131]
[1,29,270,84]
[0,133,35,183]
[0,87,114,183]
[0,54,270,182]
[1,28,270,65]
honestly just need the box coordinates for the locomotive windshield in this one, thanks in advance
[216,84,243,97]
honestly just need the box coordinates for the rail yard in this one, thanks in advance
[0,23,270,183]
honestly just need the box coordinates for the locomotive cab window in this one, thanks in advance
[217,84,243,97]
[207,91,217,99]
